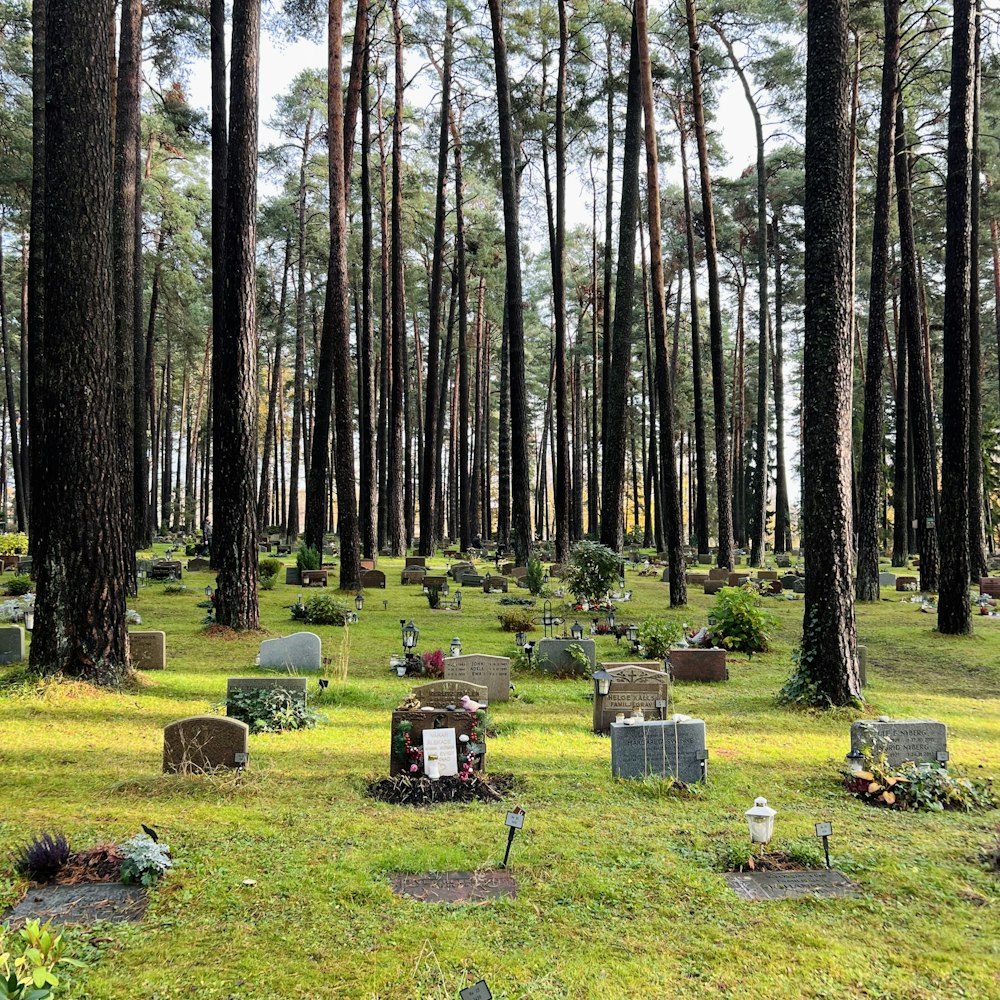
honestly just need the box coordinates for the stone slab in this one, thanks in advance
[704,580,725,595]
[0,624,25,665]
[285,567,301,585]
[610,718,707,783]
[411,679,489,706]
[879,572,896,587]
[361,569,386,589]
[444,654,511,703]
[593,664,670,734]
[895,576,918,591]
[697,554,712,565]
[186,557,211,572]
[708,568,729,581]
[723,869,860,901]
[2,883,149,929]
[668,648,727,682]
[227,675,308,711]
[389,870,516,904]
[258,631,322,672]
[301,569,328,587]
[980,577,1000,597]
[728,573,750,587]
[163,715,250,773]
[850,718,946,767]
[389,709,482,776]
[757,571,778,581]
[405,556,427,568]
[128,630,166,671]
[535,637,596,676]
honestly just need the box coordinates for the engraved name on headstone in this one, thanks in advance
[592,664,669,733]
[610,718,707,783]
[444,654,510,703]
[411,679,489,705]
[849,718,947,768]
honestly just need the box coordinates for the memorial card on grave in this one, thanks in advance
[411,679,489,706]
[389,709,480,775]
[444,654,511,703]
[422,727,460,776]
[592,664,670,734]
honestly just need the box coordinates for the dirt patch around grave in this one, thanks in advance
[200,624,271,640]
[366,772,516,806]
[723,851,819,873]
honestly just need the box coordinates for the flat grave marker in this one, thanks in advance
[2,883,148,929]
[723,869,860,901]
[389,870,516,904]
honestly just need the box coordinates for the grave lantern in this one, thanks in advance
[515,631,527,649]
[745,796,776,846]
[402,619,419,651]
[450,636,462,658]
[454,589,463,609]
[592,668,613,698]
[485,572,492,587]
[23,605,34,631]
[570,620,584,641]
[440,579,449,596]
[204,585,212,599]
[626,623,639,644]
[355,593,364,612]
[607,609,616,630]
[619,574,626,591]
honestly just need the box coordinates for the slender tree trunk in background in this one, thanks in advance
[856,0,899,601]
[376,63,390,551]
[938,0,975,633]
[967,0,986,581]
[892,278,909,566]
[497,300,510,548]
[469,276,484,543]
[0,235,26,529]
[599,27,614,533]
[31,0,128,682]
[896,105,939,592]
[712,23,769,566]
[798,0,860,705]
[307,0,362,589]
[550,0,571,563]
[258,240,290,532]
[419,0,453,556]
[771,216,790,553]
[114,0,148,556]
[213,0,261,630]
[572,348,584,539]
[386,0,407,556]
[342,0,368,189]
[27,0,46,553]
[161,349,172,529]
[637,0,684,603]
[455,106,471,552]
[685,0,733,568]
[599,13,641,554]
[359,29,377,560]
[590,162,599,538]
[488,0,531,562]
[18,236,29,526]
[209,0,227,558]
[678,110,709,554]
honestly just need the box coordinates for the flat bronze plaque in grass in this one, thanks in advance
[2,883,148,928]
[723,869,860,901]
[390,870,516,904]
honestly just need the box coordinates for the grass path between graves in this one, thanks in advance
[1,553,999,1000]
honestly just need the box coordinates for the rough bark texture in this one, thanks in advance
[31,0,129,683]
[771,216,790,553]
[799,0,860,705]
[856,0,899,601]
[685,0,733,568]
[212,0,260,630]
[938,0,975,634]
[891,277,909,566]
[488,0,531,564]
[636,0,685,604]
[599,13,641,554]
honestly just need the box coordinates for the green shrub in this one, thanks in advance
[564,540,621,603]
[259,557,283,579]
[3,575,32,597]
[296,544,321,573]
[260,574,277,591]
[118,833,173,886]
[525,558,545,596]
[498,607,535,632]
[225,687,318,734]
[301,593,351,626]
[0,532,28,555]
[709,586,774,656]
[638,617,682,660]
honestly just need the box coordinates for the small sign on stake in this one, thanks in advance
[501,806,526,868]
[459,979,493,1000]
[814,821,833,869]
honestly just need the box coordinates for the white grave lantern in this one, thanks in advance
[746,796,776,845]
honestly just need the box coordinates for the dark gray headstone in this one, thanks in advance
[793,579,806,594]
[849,718,947,768]
[878,572,896,587]
[0,624,25,665]
[610,718,707,783]
[536,637,596,675]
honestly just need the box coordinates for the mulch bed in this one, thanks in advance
[726,851,812,873]
[366,773,516,806]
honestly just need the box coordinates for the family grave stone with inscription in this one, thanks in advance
[592,664,670,734]
[849,718,947,768]
[128,630,166,670]
[444,654,510,702]
[411,679,489,705]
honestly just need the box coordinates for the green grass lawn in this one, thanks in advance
[1,553,999,999]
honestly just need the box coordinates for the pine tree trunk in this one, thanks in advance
[685,0,733,568]
[599,12,641,554]
[213,0,261,630]
[891,275,909,566]
[799,0,861,705]
[31,0,128,683]
[637,0,684,603]
[938,0,975,633]
[455,102,471,552]
[856,0,899,600]
[0,235,26,529]
[771,216,791,554]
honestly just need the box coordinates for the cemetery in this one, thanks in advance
[1,547,998,997]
